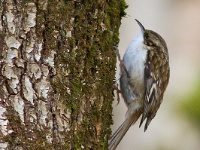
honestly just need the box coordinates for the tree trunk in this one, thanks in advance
[0,0,127,149]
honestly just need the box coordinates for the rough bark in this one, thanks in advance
[0,0,127,149]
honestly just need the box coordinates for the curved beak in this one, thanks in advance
[135,19,145,35]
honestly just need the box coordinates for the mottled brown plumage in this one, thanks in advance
[140,30,170,131]
[109,20,170,150]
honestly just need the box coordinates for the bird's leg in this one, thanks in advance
[112,46,130,104]
[115,47,130,78]
[113,82,121,104]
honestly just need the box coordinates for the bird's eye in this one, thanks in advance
[144,35,148,40]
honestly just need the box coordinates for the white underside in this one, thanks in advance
[120,32,147,105]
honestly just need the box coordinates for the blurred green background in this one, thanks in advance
[179,78,200,129]
[112,0,200,149]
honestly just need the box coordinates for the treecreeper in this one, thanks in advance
[109,19,170,150]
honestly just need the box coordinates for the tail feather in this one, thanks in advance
[108,101,143,150]
[108,115,135,150]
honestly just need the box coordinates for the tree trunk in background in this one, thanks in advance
[0,0,127,149]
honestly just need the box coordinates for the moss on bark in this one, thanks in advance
[36,0,128,149]
[1,0,127,149]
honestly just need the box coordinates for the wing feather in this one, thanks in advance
[139,48,168,131]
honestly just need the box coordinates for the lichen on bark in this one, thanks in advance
[0,0,127,149]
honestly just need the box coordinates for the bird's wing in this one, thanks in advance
[139,48,169,131]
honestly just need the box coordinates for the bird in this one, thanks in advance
[109,19,170,150]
